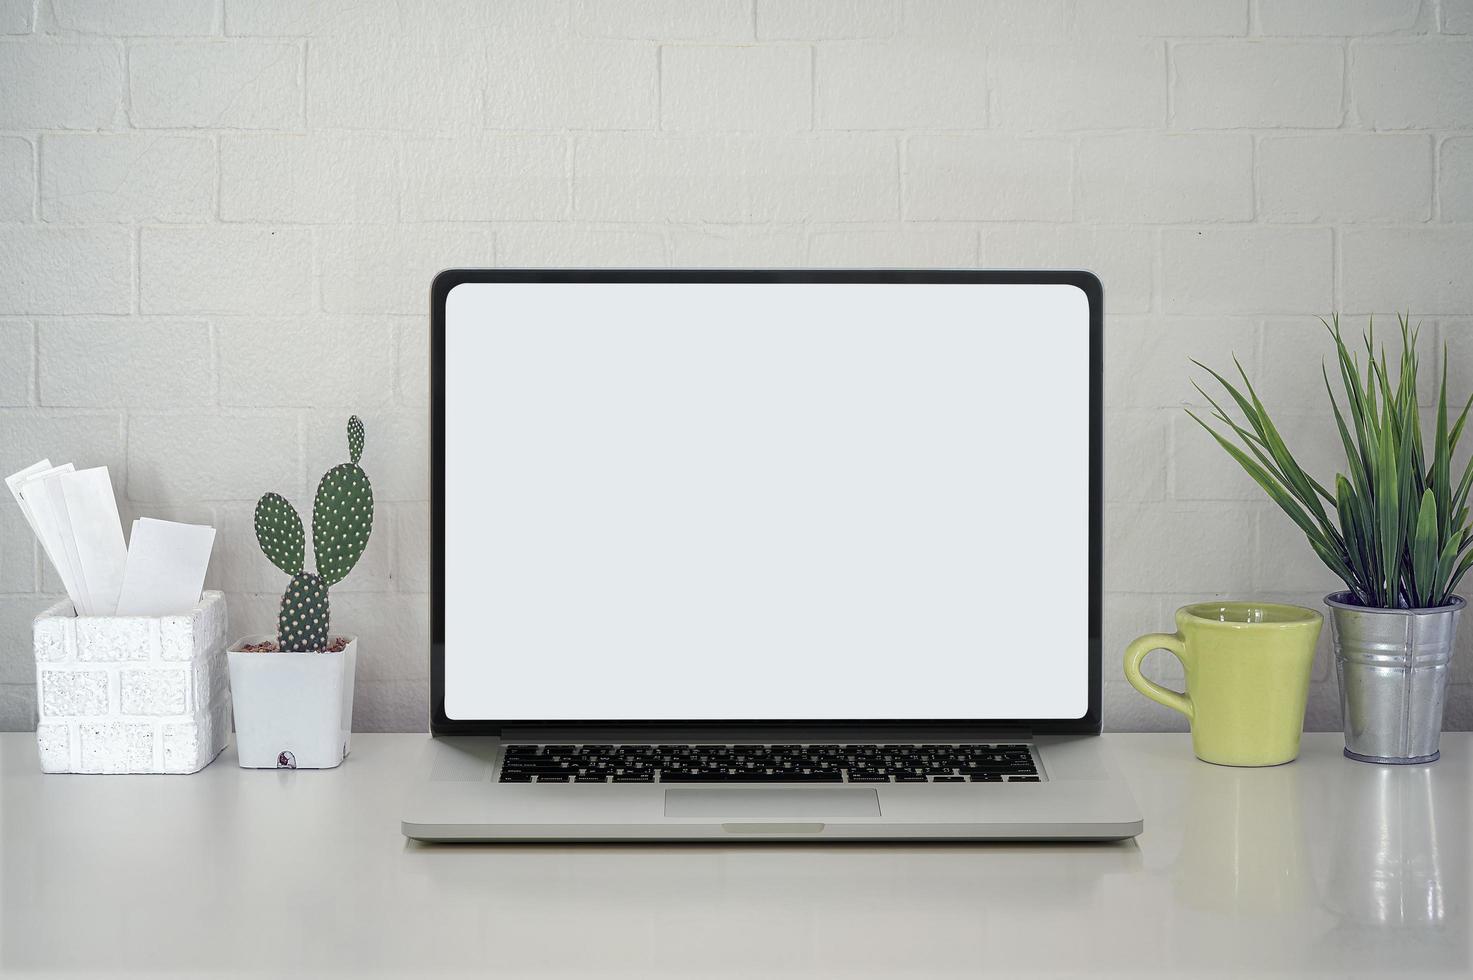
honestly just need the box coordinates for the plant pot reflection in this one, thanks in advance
[1324,765,1444,927]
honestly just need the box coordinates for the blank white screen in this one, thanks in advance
[444,281,1090,721]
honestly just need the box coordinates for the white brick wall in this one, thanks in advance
[757,0,898,40]
[402,136,568,221]
[129,40,302,129]
[991,43,1165,130]
[905,136,1072,220]
[42,134,215,222]
[48,0,219,36]
[37,319,213,406]
[1447,0,1473,32]
[1077,134,1252,222]
[1258,0,1425,36]
[1257,134,1432,221]
[0,136,33,220]
[575,133,898,221]
[140,226,314,314]
[219,135,399,223]
[817,39,987,130]
[1173,42,1345,129]
[0,0,1470,734]
[485,39,656,131]
[0,226,132,313]
[665,44,812,132]
[1443,136,1473,218]
[1351,40,1473,128]
[0,41,123,128]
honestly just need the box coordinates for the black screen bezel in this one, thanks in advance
[430,269,1103,737]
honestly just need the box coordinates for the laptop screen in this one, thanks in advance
[441,279,1093,722]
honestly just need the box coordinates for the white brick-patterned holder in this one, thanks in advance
[33,591,230,774]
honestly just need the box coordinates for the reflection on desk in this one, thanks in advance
[1173,755,1311,915]
[1,732,1467,978]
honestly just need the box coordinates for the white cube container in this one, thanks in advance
[227,636,357,769]
[33,591,231,774]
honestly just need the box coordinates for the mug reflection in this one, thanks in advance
[1174,760,1310,915]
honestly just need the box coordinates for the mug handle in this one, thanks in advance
[1123,633,1193,721]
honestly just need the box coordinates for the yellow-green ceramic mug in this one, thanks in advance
[1124,602,1323,767]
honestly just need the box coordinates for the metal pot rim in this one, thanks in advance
[1323,591,1467,615]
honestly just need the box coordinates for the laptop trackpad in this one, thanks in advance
[664,788,881,818]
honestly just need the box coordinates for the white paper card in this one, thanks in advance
[5,459,54,535]
[17,466,87,611]
[57,467,128,616]
[115,518,216,616]
[7,460,83,608]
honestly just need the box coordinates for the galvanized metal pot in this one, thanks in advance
[1325,592,1464,765]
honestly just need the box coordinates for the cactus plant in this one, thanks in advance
[252,417,375,652]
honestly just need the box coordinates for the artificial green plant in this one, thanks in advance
[254,416,375,651]
[1190,315,1473,610]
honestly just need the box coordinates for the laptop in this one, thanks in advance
[402,269,1143,842]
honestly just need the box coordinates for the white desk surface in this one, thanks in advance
[2,732,1467,979]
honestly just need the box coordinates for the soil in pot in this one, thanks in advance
[237,636,351,653]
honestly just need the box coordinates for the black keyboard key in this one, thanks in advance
[931,775,966,782]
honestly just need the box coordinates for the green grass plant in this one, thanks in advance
[1189,315,1473,609]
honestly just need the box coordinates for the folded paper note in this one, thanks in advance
[5,459,55,539]
[58,467,129,615]
[7,460,82,605]
[6,459,216,617]
[115,518,216,616]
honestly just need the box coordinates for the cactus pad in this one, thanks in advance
[278,571,329,652]
[255,416,374,652]
[347,415,364,465]
[312,462,374,586]
[254,492,305,576]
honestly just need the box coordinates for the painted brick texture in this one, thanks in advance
[32,591,229,772]
[0,0,1469,734]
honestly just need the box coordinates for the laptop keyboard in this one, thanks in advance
[499,743,1041,783]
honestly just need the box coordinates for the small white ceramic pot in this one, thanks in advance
[226,635,357,769]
